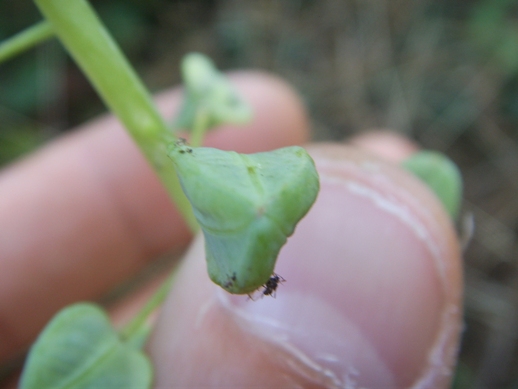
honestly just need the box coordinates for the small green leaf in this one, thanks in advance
[402,151,463,220]
[174,52,252,131]
[20,303,152,389]
[169,144,319,294]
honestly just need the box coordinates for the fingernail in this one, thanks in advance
[218,145,462,388]
[220,288,397,387]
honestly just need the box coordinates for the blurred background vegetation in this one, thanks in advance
[1,0,518,387]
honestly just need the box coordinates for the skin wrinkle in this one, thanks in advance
[280,345,343,389]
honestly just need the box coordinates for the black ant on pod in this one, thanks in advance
[248,273,286,301]
[174,137,193,154]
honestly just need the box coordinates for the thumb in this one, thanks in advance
[148,143,463,388]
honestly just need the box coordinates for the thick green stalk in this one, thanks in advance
[34,0,197,231]
[119,272,176,341]
[0,21,54,63]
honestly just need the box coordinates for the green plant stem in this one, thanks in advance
[190,108,210,147]
[119,271,176,342]
[0,21,54,63]
[34,0,197,231]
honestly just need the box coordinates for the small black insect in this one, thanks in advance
[247,273,286,301]
[262,273,286,297]
[175,137,193,154]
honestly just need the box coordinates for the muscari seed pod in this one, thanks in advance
[169,144,319,294]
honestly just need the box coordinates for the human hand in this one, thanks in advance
[0,72,462,388]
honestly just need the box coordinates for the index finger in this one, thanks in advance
[0,71,309,362]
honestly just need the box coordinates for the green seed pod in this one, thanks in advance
[169,143,319,294]
[174,52,252,131]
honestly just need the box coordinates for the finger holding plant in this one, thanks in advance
[0,0,319,387]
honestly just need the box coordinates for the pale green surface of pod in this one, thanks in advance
[169,144,320,294]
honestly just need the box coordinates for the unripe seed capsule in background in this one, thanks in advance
[174,53,253,131]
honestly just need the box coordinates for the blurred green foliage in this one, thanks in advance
[2,0,518,164]
[468,0,518,125]
[0,125,44,165]
[468,0,518,76]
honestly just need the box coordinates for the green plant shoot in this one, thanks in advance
[169,142,320,294]
[19,304,152,389]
